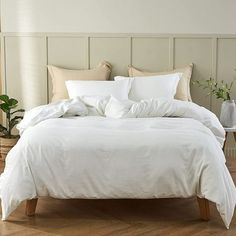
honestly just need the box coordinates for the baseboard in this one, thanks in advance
[225,148,236,160]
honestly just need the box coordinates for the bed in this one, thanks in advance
[0,96,235,229]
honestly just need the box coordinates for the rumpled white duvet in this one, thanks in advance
[0,96,235,229]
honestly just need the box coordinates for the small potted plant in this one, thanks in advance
[193,77,236,127]
[0,95,24,161]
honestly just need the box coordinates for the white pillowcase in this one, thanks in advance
[115,73,181,101]
[65,80,131,100]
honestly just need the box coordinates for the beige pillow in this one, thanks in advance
[128,64,193,101]
[48,61,112,102]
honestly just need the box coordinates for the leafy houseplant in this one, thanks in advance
[193,77,235,101]
[193,78,236,127]
[0,95,24,161]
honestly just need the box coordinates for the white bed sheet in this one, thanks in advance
[0,97,235,229]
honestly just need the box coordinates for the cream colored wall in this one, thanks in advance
[2,0,236,34]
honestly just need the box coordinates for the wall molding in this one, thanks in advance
[1,36,6,95]
[1,32,236,38]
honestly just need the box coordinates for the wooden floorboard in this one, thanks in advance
[0,158,235,236]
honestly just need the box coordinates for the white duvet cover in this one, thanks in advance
[0,96,235,229]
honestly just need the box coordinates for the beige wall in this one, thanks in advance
[1,0,236,34]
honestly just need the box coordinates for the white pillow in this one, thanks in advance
[115,73,181,101]
[65,80,131,100]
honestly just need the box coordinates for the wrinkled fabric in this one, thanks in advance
[0,96,235,229]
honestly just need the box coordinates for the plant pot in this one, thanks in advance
[220,100,236,127]
[0,136,19,161]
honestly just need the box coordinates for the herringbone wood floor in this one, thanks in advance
[0,159,235,236]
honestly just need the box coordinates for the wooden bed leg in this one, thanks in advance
[197,197,210,221]
[25,199,38,217]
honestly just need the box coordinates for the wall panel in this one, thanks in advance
[47,37,88,69]
[131,38,170,71]
[174,38,213,109]
[47,37,88,100]
[5,36,47,110]
[90,37,130,78]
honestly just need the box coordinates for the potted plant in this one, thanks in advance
[193,77,236,127]
[0,95,24,161]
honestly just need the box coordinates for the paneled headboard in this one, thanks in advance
[1,33,236,116]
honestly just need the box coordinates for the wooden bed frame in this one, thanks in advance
[25,197,210,221]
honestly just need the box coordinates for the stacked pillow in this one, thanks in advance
[128,64,193,101]
[66,80,131,100]
[48,62,193,103]
[48,61,111,102]
[115,73,182,102]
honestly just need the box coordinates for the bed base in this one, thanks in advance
[197,197,210,221]
[25,197,210,221]
[25,199,38,217]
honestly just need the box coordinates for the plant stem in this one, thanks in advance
[7,110,11,137]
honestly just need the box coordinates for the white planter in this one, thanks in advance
[220,100,236,127]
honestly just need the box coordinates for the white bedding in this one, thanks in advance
[0,96,235,228]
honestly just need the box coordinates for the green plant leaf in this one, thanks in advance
[8,98,18,106]
[9,104,17,109]
[0,95,9,103]
[0,103,10,113]
[229,78,236,90]
[193,77,235,101]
